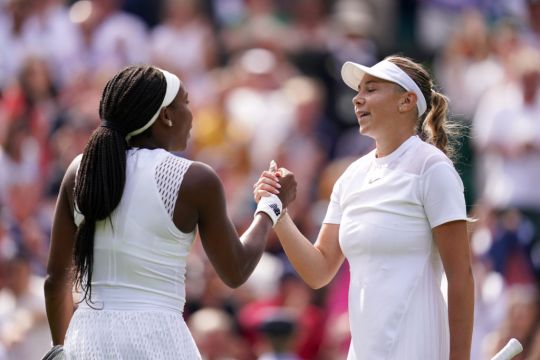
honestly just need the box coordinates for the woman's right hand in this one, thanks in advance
[253,162,297,209]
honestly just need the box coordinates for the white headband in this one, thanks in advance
[125,68,181,141]
[341,59,427,116]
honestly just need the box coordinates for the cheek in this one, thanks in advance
[371,95,398,116]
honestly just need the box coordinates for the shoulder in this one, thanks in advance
[182,161,223,193]
[64,154,83,188]
[177,161,226,212]
[414,141,454,176]
[60,154,83,211]
[416,143,464,191]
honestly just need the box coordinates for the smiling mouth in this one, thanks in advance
[357,111,370,119]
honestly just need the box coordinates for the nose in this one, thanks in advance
[352,92,364,106]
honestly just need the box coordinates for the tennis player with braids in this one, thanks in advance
[255,56,474,359]
[44,65,296,358]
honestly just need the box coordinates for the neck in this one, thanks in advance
[374,130,415,157]
[129,135,166,151]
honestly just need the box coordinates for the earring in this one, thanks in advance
[166,119,173,127]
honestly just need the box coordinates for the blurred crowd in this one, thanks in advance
[0,0,539,359]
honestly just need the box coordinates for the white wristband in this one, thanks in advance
[255,194,283,226]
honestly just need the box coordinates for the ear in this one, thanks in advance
[398,92,417,113]
[159,108,173,127]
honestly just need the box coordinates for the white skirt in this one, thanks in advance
[63,308,201,359]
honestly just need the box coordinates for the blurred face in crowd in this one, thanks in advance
[521,70,540,104]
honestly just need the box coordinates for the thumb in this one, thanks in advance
[269,160,277,173]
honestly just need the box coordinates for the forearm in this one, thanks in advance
[447,270,474,360]
[235,214,273,284]
[274,213,335,289]
[44,278,74,345]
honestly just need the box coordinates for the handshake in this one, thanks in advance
[253,160,297,226]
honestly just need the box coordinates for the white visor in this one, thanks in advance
[125,68,181,141]
[341,59,427,116]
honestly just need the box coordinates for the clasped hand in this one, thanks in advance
[253,161,297,209]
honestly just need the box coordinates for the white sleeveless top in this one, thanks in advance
[324,136,467,360]
[74,148,195,314]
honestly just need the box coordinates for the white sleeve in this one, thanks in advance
[422,162,467,228]
[323,176,343,224]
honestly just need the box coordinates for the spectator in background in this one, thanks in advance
[0,0,34,89]
[150,0,217,107]
[21,0,84,86]
[0,254,49,359]
[435,10,505,120]
[188,307,251,360]
[0,120,40,205]
[239,272,325,360]
[274,76,328,237]
[326,1,377,158]
[256,310,300,360]
[473,46,540,282]
[223,48,297,174]
[522,0,540,49]
[76,0,149,74]
[482,285,539,359]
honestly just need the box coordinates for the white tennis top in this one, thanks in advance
[324,135,467,359]
[74,148,195,314]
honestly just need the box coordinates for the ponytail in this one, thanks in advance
[72,65,167,305]
[421,90,453,158]
[73,127,127,304]
[386,55,460,160]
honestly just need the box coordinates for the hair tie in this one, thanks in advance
[100,120,125,134]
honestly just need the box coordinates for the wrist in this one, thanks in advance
[255,194,283,226]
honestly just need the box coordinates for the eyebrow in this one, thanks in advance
[357,79,383,91]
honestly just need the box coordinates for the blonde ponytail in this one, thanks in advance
[386,55,460,160]
[421,89,453,157]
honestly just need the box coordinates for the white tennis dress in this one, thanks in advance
[324,136,467,360]
[64,148,201,359]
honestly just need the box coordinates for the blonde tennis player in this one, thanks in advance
[255,55,474,359]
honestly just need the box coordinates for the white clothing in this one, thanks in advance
[477,96,540,210]
[324,136,467,360]
[65,148,201,359]
[88,11,149,72]
[150,21,213,79]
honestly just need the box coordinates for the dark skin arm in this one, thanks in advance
[175,162,296,288]
[45,157,296,344]
[44,157,79,345]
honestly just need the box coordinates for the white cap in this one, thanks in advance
[125,68,181,141]
[341,59,427,116]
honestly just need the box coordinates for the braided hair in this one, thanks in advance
[73,65,166,305]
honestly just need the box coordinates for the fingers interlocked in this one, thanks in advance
[253,170,281,203]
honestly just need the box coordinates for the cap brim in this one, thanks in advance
[341,61,396,90]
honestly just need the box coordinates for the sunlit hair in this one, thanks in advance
[386,55,460,160]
